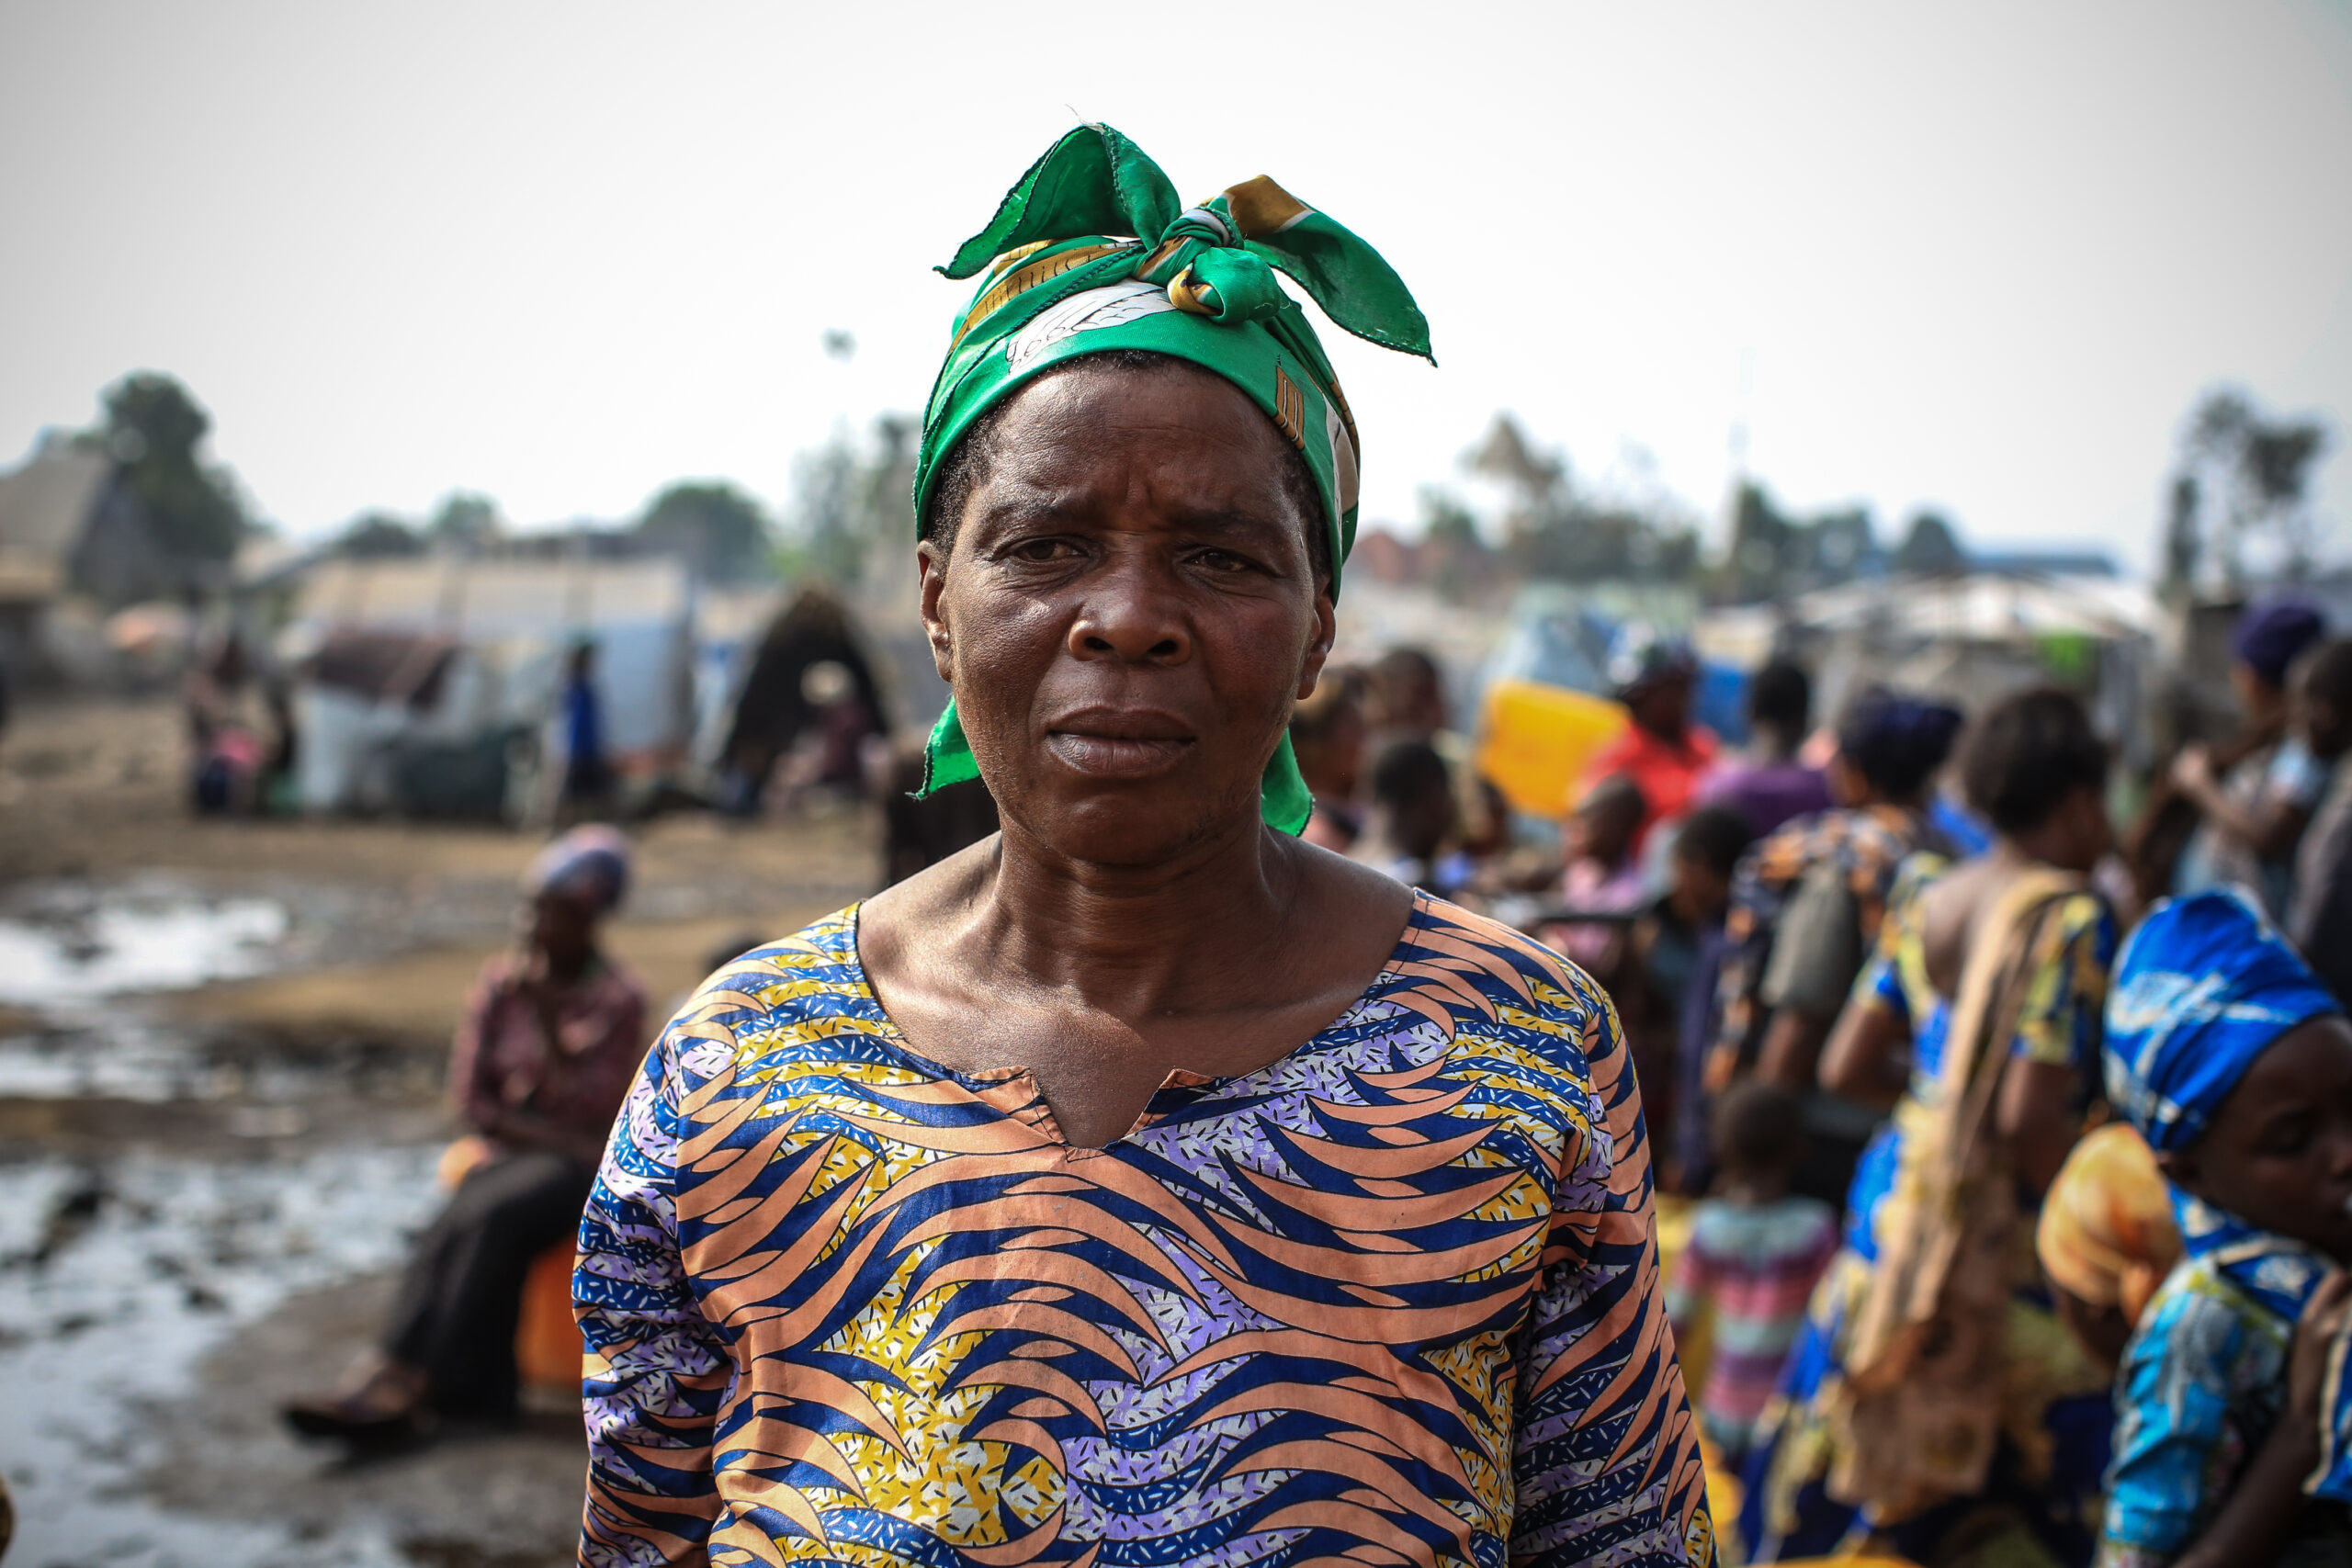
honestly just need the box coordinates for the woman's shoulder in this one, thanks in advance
[648,905,890,1077]
[2123,1254,2290,1386]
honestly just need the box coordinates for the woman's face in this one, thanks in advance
[2167,1016,2352,1264]
[920,361,1334,866]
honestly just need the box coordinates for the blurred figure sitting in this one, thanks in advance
[1703,686,1963,1202]
[1546,773,1648,978]
[2289,638,2352,1005]
[285,827,647,1443]
[1701,659,1831,839]
[2034,1122,2181,1376]
[2165,595,2328,914]
[1667,1079,1838,1472]
[1290,666,1368,852]
[1351,739,1466,897]
[1581,626,1715,855]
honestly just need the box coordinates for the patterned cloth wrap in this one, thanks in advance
[526,824,632,915]
[910,123,1433,832]
[2103,886,2352,1502]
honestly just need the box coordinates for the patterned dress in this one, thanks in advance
[2099,1213,2352,1567]
[575,893,1714,1568]
[1737,862,2118,1564]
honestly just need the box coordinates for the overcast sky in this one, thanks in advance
[4,2,2348,570]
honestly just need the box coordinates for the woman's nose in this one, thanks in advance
[1067,554,1190,664]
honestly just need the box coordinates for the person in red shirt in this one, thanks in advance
[285,826,647,1443]
[1580,627,1716,853]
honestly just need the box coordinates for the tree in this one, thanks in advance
[1460,414,1698,588]
[428,491,502,552]
[333,512,427,558]
[2164,388,2332,590]
[635,482,775,581]
[93,372,246,563]
[783,414,915,586]
[1894,511,1967,575]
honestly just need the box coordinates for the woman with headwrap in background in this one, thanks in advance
[1694,686,1963,1202]
[1739,687,2119,1565]
[2098,887,2352,1567]
[574,126,1714,1568]
[285,826,646,1442]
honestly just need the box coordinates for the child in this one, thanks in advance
[2035,1121,2182,1376]
[2100,886,2352,1566]
[2288,638,2352,1004]
[1665,1078,1838,1469]
[1351,739,1467,897]
[1546,773,1648,976]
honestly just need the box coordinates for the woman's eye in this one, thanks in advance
[1193,549,1251,573]
[1008,538,1078,563]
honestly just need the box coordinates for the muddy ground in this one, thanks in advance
[0,694,885,1566]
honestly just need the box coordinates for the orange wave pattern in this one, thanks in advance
[576,893,1713,1568]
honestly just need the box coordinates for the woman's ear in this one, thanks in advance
[918,540,954,681]
[1295,588,1337,702]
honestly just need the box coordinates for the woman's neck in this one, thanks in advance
[970,812,1312,1018]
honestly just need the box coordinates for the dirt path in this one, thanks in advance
[0,693,886,1564]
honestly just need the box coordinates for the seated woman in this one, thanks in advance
[2098,886,2352,1568]
[1740,687,2118,1565]
[286,826,646,1441]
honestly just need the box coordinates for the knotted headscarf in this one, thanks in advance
[526,825,632,916]
[2104,886,2341,1155]
[912,124,1433,832]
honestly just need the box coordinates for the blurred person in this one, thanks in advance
[2287,639,2352,1005]
[559,638,615,821]
[2161,596,2329,914]
[577,125,1713,1565]
[1289,665,1367,851]
[1621,806,1754,1171]
[1701,660,1831,839]
[1666,1080,1838,1470]
[1545,773,1647,977]
[2033,1122,2181,1377]
[1582,626,1715,853]
[1662,806,1758,1189]
[1351,738,1467,897]
[1367,643,1510,860]
[1702,688,1962,1201]
[2097,887,2352,1567]
[284,828,646,1443]
[1740,687,2117,1566]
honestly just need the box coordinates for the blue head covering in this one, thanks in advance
[2231,596,2326,689]
[2104,886,2342,1154]
[525,824,632,915]
[2108,886,2352,1505]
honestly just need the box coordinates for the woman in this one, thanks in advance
[1697,688,1962,1201]
[285,826,646,1440]
[575,126,1713,1567]
[1739,687,2118,1565]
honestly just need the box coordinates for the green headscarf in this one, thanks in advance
[912,123,1433,833]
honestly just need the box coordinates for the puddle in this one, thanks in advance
[0,884,292,1008]
[0,1144,447,1566]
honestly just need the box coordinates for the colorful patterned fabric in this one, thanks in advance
[2098,1234,2352,1567]
[2034,1123,2180,1330]
[2103,886,2342,1155]
[1665,1196,1838,1461]
[913,124,1433,832]
[574,893,1715,1567]
[1735,862,2118,1564]
[450,951,647,1154]
[1703,806,1935,1101]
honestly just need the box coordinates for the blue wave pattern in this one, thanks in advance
[576,892,1712,1568]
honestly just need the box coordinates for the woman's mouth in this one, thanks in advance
[1045,711,1195,779]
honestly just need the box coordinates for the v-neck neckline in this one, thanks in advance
[840,888,1440,1152]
